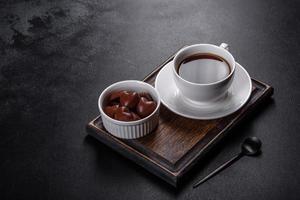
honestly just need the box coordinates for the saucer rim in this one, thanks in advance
[155,61,252,120]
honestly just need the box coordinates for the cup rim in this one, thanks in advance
[98,80,161,126]
[173,43,236,86]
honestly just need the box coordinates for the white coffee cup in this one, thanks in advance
[172,43,235,102]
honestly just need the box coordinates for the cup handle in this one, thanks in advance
[220,43,229,51]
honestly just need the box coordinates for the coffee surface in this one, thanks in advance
[177,53,231,84]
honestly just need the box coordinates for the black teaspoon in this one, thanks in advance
[193,137,262,188]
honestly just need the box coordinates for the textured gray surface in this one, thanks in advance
[0,0,299,199]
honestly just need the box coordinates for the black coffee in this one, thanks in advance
[177,53,231,84]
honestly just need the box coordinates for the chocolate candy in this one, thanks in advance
[136,97,157,118]
[103,90,157,122]
[109,91,124,101]
[103,104,119,118]
[115,106,129,114]
[139,92,153,101]
[114,111,134,121]
[104,105,129,118]
[131,112,141,121]
[120,91,139,109]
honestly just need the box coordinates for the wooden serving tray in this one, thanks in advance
[86,51,273,187]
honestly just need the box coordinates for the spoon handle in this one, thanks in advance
[193,153,243,188]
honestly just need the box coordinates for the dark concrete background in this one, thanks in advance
[0,0,299,199]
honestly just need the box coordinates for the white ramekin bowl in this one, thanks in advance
[98,80,160,139]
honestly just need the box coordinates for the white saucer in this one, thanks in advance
[155,61,252,119]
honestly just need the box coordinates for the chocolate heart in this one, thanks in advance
[104,104,119,118]
[136,97,157,118]
[104,105,129,118]
[131,112,141,121]
[109,91,125,101]
[139,92,153,101]
[114,111,133,121]
[120,91,139,109]
[115,106,129,114]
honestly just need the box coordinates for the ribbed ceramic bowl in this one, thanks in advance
[98,80,160,139]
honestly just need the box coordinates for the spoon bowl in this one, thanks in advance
[241,137,262,156]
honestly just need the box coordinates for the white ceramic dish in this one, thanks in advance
[98,80,160,139]
[155,61,252,120]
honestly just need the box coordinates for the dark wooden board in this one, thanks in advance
[86,51,274,187]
